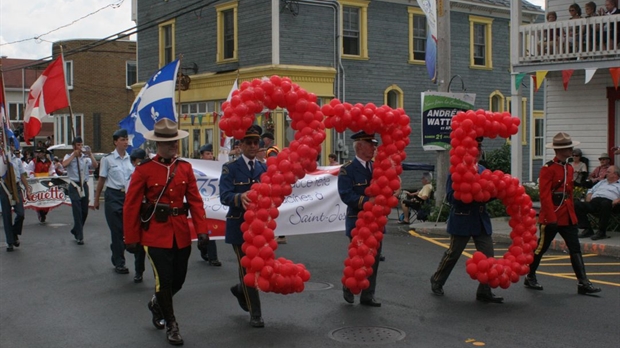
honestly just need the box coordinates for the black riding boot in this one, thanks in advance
[570,253,602,295]
[157,290,184,345]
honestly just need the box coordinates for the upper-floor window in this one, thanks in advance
[408,7,427,63]
[159,20,175,67]
[216,1,238,62]
[8,102,24,121]
[340,0,369,59]
[384,85,404,109]
[55,113,83,146]
[65,60,73,89]
[126,61,137,88]
[469,15,493,69]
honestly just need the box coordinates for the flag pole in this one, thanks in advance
[176,54,183,130]
[0,70,19,204]
[58,46,83,190]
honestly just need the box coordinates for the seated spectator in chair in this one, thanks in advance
[571,148,588,186]
[588,152,611,185]
[399,172,433,224]
[576,165,620,240]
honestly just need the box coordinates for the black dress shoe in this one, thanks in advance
[147,295,165,330]
[134,273,143,283]
[578,229,594,238]
[524,275,543,290]
[13,234,20,247]
[590,233,608,240]
[578,282,602,295]
[360,298,382,307]
[476,292,504,303]
[115,266,129,274]
[230,285,249,312]
[379,255,385,262]
[209,259,222,266]
[250,316,265,328]
[200,252,209,262]
[166,321,184,345]
[76,239,84,245]
[430,278,444,296]
[6,245,14,252]
[342,286,354,304]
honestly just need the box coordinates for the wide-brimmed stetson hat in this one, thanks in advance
[144,118,189,141]
[546,132,580,149]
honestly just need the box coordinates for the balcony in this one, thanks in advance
[515,16,620,73]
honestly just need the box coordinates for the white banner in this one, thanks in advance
[23,176,95,209]
[20,162,347,239]
[187,159,346,239]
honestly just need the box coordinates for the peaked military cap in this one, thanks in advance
[199,144,213,153]
[130,148,147,160]
[113,129,128,140]
[351,131,378,145]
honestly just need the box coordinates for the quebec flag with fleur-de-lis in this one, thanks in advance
[119,59,180,150]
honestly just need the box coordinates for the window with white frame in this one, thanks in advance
[65,60,74,89]
[126,61,137,88]
[54,113,83,145]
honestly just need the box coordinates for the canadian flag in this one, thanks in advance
[23,56,69,144]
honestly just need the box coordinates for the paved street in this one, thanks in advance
[1,206,619,348]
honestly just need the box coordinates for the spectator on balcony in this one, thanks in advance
[598,0,620,50]
[567,4,583,53]
[541,11,560,55]
[584,2,599,51]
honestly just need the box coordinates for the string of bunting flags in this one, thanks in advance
[515,67,620,92]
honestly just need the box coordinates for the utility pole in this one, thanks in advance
[435,0,451,207]
[510,0,523,181]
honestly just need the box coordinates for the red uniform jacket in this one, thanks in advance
[123,156,208,249]
[33,158,52,174]
[538,158,578,226]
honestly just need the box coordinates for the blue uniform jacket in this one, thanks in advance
[338,158,372,238]
[219,156,266,245]
[446,165,493,237]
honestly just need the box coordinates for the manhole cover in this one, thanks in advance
[304,281,333,291]
[329,326,406,345]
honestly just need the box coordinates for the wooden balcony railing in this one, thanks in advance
[519,16,620,63]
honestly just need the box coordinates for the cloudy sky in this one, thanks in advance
[0,0,135,59]
[1,0,546,60]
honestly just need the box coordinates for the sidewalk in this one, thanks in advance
[388,210,620,258]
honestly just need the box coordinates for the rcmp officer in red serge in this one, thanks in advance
[524,132,601,295]
[338,131,383,307]
[219,125,267,328]
[123,118,210,345]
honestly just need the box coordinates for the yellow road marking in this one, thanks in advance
[540,263,620,266]
[555,272,620,276]
[411,231,620,287]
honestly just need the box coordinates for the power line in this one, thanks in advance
[2,0,222,72]
[0,0,126,47]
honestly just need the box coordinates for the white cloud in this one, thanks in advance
[0,0,134,59]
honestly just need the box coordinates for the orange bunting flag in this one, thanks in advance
[610,68,620,90]
[535,70,548,91]
[562,69,574,91]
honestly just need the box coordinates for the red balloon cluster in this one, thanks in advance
[219,75,322,294]
[449,109,537,289]
[322,99,412,294]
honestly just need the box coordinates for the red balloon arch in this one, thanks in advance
[450,109,537,289]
